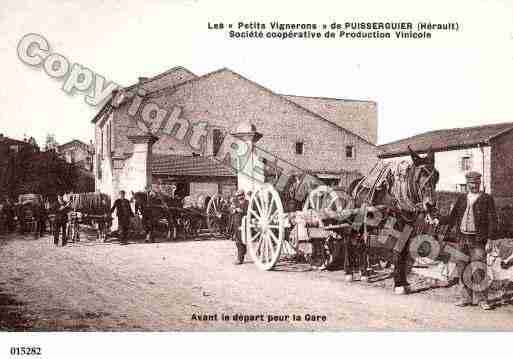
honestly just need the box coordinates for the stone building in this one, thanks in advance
[379,122,513,200]
[58,139,94,171]
[92,66,379,202]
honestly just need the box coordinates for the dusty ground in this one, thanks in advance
[1,230,513,331]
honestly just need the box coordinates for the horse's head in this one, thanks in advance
[408,146,439,213]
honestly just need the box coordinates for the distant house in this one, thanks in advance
[58,139,94,171]
[0,133,36,154]
[379,122,513,199]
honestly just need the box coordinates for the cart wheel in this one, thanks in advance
[302,185,348,213]
[246,184,284,271]
[207,194,226,236]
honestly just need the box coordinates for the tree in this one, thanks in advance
[44,133,59,152]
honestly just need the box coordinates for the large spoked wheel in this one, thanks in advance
[246,184,284,271]
[302,185,349,213]
[207,194,228,236]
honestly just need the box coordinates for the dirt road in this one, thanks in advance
[1,233,513,331]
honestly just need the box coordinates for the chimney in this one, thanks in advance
[139,77,149,83]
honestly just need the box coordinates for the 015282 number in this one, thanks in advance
[10,347,41,356]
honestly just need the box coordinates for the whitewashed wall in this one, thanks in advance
[383,145,491,193]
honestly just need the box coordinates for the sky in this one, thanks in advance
[0,0,512,147]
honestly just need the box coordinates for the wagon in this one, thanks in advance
[17,193,44,234]
[241,183,380,271]
[67,192,112,242]
[206,193,231,238]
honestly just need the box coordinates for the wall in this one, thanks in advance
[282,95,378,144]
[111,69,378,179]
[491,130,513,197]
[190,182,218,197]
[383,146,492,193]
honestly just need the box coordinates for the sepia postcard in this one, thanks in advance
[1,0,512,357]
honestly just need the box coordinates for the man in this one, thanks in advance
[53,194,70,246]
[111,190,134,245]
[232,190,248,265]
[434,171,497,310]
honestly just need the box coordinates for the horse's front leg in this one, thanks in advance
[344,235,354,282]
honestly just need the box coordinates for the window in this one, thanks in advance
[346,145,355,159]
[460,156,472,171]
[295,141,304,155]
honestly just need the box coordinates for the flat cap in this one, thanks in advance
[465,171,482,181]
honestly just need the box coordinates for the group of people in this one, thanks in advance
[0,193,71,245]
[222,171,501,311]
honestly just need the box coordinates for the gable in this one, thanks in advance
[282,95,377,144]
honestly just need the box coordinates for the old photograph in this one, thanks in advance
[1,0,513,356]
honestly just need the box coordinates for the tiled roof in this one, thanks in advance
[59,139,93,152]
[0,135,26,146]
[151,154,235,177]
[379,122,513,158]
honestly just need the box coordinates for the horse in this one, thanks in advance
[345,146,439,293]
[133,191,177,242]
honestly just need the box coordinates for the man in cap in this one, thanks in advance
[232,189,248,264]
[434,171,497,310]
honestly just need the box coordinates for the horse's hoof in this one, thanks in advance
[394,286,408,295]
[344,274,354,282]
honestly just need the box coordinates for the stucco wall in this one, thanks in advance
[383,146,492,193]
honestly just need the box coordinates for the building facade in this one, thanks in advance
[379,122,513,199]
[92,67,379,202]
[58,139,94,171]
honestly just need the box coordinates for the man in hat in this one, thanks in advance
[434,171,497,310]
[232,189,248,264]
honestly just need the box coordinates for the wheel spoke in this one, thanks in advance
[265,234,271,263]
[266,198,276,220]
[254,196,264,217]
[268,229,279,246]
[260,234,267,262]
[248,208,261,221]
[308,196,315,211]
[249,230,260,242]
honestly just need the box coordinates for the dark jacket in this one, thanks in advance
[440,192,498,243]
[111,198,134,222]
[54,200,70,223]
[231,198,248,229]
